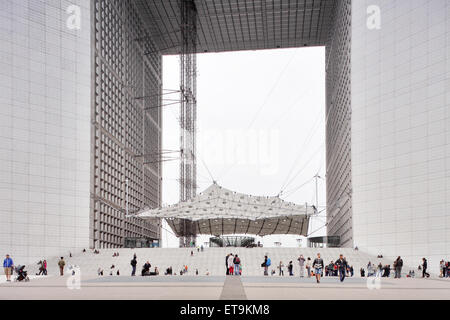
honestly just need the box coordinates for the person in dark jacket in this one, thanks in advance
[422,258,430,278]
[262,256,270,276]
[142,261,151,276]
[383,265,391,277]
[312,253,324,284]
[394,257,403,278]
[335,255,348,282]
[131,256,137,276]
[287,261,294,276]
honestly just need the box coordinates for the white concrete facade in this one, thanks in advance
[0,0,91,264]
[351,0,450,273]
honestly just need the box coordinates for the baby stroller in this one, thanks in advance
[14,265,30,282]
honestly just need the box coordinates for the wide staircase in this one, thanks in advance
[30,248,394,277]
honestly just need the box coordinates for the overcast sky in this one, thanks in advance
[161,47,327,248]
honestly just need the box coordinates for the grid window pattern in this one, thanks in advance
[325,0,353,248]
[133,0,336,54]
[92,0,162,249]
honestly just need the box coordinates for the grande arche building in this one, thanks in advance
[1,0,449,272]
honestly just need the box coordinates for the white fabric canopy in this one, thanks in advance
[138,184,311,237]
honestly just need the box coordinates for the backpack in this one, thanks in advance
[235,257,240,264]
[267,258,271,267]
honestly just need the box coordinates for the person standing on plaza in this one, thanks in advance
[43,260,48,275]
[131,256,137,276]
[422,258,430,278]
[278,261,285,276]
[225,254,230,275]
[233,254,241,276]
[58,257,66,276]
[3,254,14,282]
[227,253,234,275]
[376,262,383,277]
[335,254,348,283]
[394,256,403,278]
[288,261,294,276]
[306,257,312,278]
[262,255,271,276]
[313,253,324,284]
[297,255,306,277]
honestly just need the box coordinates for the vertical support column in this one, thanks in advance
[179,0,198,247]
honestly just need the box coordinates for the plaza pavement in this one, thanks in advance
[0,275,449,300]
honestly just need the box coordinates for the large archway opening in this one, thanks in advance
[161,47,327,248]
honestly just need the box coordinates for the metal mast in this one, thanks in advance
[179,0,197,247]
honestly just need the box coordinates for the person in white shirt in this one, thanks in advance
[297,255,306,277]
[227,254,234,275]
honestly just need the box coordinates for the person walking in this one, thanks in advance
[394,256,403,278]
[335,254,348,282]
[233,255,241,276]
[313,253,324,284]
[3,254,14,282]
[297,255,306,277]
[58,257,66,276]
[131,256,137,276]
[422,258,430,278]
[37,260,47,276]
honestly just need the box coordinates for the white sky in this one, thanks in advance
[161,47,327,248]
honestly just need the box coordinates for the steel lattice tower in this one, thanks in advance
[179,0,198,247]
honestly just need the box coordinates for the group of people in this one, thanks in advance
[36,260,48,276]
[306,253,350,283]
[260,253,438,284]
[325,259,354,278]
[4,250,450,280]
[129,254,159,277]
[226,253,242,276]
[361,256,435,279]
[262,253,335,283]
[439,260,450,278]
[362,262,391,278]
[276,261,294,276]
[191,245,205,256]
